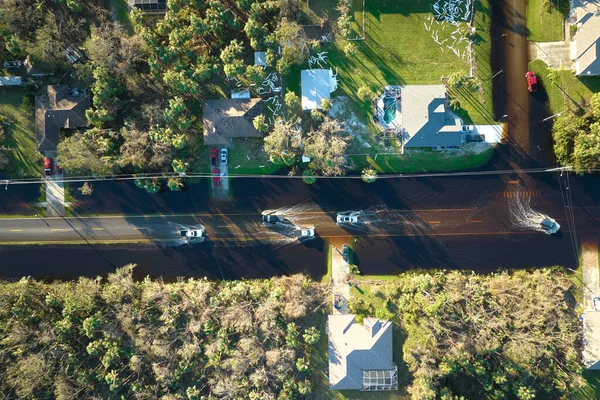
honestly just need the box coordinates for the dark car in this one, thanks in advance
[54,161,62,175]
[44,157,53,176]
[342,244,351,263]
[210,147,218,167]
[262,214,283,224]
[212,167,221,186]
[526,71,538,93]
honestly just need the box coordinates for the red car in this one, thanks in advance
[44,157,53,176]
[212,167,221,187]
[526,71,538,93]
[210,147,218,167]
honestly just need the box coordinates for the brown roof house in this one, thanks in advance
[35,85,89,152]
[202,98,264,146]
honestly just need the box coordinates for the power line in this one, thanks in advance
[0,166,575,186]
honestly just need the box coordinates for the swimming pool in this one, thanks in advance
[383,97,397,124]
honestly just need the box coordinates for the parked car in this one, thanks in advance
[180,229,203,238]
[3,61,22,68]
[212,167,221,186]
[593,296,600,311]
[337,213,359,224]
[44,157,53,176]
[342,244,351,263]
[539,217,560,234]
[220,148,228,165]
[294,226,315,239]
[526,71,538,93]
[54,161,62,175]
[210,147,218,167]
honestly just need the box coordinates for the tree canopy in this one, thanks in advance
[0,267,328,399]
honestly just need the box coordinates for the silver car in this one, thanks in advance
[539,217,560,235]
[337,213,358,224]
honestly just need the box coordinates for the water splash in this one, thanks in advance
[509,196,559,234]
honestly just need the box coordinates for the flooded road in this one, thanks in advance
[0,171,597,280]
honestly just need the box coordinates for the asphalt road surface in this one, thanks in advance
[0,171,597,280]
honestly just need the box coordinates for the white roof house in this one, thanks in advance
[328,315,397,391]
[583,311,600,369]
[571,0,600,76]
[0,76,22,86]
[301,69,337,110]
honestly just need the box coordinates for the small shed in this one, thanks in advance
[0,76,22,86]
[254,52,267,67]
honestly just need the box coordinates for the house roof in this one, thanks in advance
[35,85,89,152]
[0,76,22,86]
[254,52,267,67]
[301,69,334,110]
[202,98,263,146]
[328,315,395,390]
[583,311,600,369]
[128,0,167,12]
[572,0,600,75]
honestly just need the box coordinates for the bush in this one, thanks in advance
[302,169,316,184]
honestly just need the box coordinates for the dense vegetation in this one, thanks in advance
[553,92,600,173]
[350,269,582,399]
[0,266,328,399]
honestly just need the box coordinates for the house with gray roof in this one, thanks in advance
[301,69,337,110]
[328,315,398,391]
[583,310,600,369]
[400,84,502,150]
[570,0,600,76]
[35,85,89,152]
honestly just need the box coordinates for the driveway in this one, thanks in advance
[582,241,599,310]
[529,41,572,69]
[211,162,229,199]
[331,244,350,315]
[44,150,65,217]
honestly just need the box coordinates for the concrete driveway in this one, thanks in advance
[529,41,572,69]
[331,244,350,315]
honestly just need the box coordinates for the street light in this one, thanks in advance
[541,112,562,122]
[491,69,504,79]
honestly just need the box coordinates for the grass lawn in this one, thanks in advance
[227,137,283,175]
[0,90,42,178]
[528,60,600,114]
[349,145,494,173]
[526,0,568,42]
[106,0,134,34]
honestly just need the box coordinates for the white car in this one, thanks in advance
[539,217,560,235]
[337,213,358,224]
[294,227,315,239]
[593,296,600,311]
[220,148,228,165]
[180,229,204,238]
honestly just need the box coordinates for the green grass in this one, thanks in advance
[349,146,494,173]
[318,0,494,126]
[528,60,600,114]
[0,90,41,178]
[526,0,568,42]
[227,138,283,175]
[107,0,134,34]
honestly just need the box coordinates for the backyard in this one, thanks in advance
[0,90,41,178]
[526,0,568,42]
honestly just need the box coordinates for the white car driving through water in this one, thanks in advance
[539,217,560,235]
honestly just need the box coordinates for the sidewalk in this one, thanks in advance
[331,244,350,315]
[582,241,599,310]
